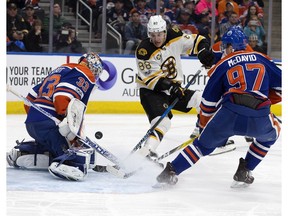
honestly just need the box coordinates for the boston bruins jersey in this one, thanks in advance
[135,25,206,90]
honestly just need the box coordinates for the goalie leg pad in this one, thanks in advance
[6,140,50,169]
[48,149,90,181]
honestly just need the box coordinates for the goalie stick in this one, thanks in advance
[6,85,125,170]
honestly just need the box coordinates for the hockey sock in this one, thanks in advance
[245,140,272,170]
[171,144,202,175]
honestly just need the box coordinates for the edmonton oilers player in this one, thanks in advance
[156,27,282,187]
[7,52,104,181]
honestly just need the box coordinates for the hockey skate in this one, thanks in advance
[155,162,178,186]
[231,158,254,188]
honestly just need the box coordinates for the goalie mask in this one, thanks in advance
[78,52,103,79]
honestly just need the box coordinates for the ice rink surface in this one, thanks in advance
[6,114,284,216]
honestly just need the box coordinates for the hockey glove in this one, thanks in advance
[170,82,185,100]
[197,48,214,68]
[58,117,77,141]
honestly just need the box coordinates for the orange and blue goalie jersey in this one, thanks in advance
[25,63,96,123]
[199,50,281,128]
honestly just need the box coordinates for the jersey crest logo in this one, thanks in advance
[161,56,177,79]
[172,25,180,33]
[156,53,161,60]
[138,48,148,56]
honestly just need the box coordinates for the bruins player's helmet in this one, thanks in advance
[147,15,167,37]
[78,52,103,78]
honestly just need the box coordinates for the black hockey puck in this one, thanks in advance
[95,131,103,139]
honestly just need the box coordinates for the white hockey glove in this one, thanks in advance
[58,98,86,141]
[58,117,77,141]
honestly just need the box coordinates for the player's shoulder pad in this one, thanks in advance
[62,63,95,83]
[136,38,157,60]
[166,25,183,42]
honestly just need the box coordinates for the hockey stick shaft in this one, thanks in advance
[130,66,204,154]
[7,85,124,168]
[157,137,196,161]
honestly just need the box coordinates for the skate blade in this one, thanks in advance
[230,180,251,188]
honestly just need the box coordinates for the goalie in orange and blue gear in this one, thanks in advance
[7,52,104,181]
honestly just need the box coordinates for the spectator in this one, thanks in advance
[217,0,239,16]
[43,3,70,41]
[172,0,185,21]
[123,0,136,12]
[134,0,153,27]
[155,0,176,24]
[24,19,48,52]
[22,4,38,30]
[22,0,41,10]
[160,7,174,27]
[107,0,130,37]
[184,0,198,22]
[175,8,199,35]
[54,25,86,53]
[123,9,147,55]
[80,0,102,39]
[7,2,29,51]
[194,0,219,21]
[240,4,264,27]
[219,11,242,37]
[195,12,210,36]
[239,0,263,19]
[148,0,174,10]
[248,34,266,54]
[7,0,27,10]
[243,15,265,47]
[218,2,236,24]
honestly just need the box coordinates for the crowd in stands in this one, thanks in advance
[7,0,267,55]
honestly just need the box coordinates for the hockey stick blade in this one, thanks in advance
[209,146,236,156]
[107,138,196,179]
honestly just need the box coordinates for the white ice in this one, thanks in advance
[6,114,284,216]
